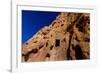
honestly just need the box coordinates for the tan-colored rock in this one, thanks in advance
[22,12,90,62]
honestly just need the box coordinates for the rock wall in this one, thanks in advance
[22,12,90,62]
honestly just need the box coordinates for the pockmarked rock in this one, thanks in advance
[22,12,90,62]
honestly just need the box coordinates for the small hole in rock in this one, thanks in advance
[63,20,65,22]
[55,39,60,47]
[50,45,53,50]
[63,38,66,42]
[85,38,90,42]
[22,54,25,56]
[42,32,47,35]
[74,45,84,59]
[46,42,48,47]
[32,49,38,53]
[39,45,44,49]
[46,53,50,57]
[75,36,80,41]
[34,41,37,43]
[24,54,29,62]
[61,24,64,26]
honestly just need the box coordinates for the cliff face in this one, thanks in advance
[22,12,90,62]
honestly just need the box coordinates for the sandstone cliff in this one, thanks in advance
[22,12,90,62]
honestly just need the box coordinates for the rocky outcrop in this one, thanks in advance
[22,12,90,62]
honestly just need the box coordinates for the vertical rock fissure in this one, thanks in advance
[66,14,84,60]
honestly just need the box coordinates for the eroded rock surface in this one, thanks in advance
[22,12,90,62]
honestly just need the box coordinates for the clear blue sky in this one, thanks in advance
[22,10,60,43]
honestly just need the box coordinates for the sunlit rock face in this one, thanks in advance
[22,12,90,62]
